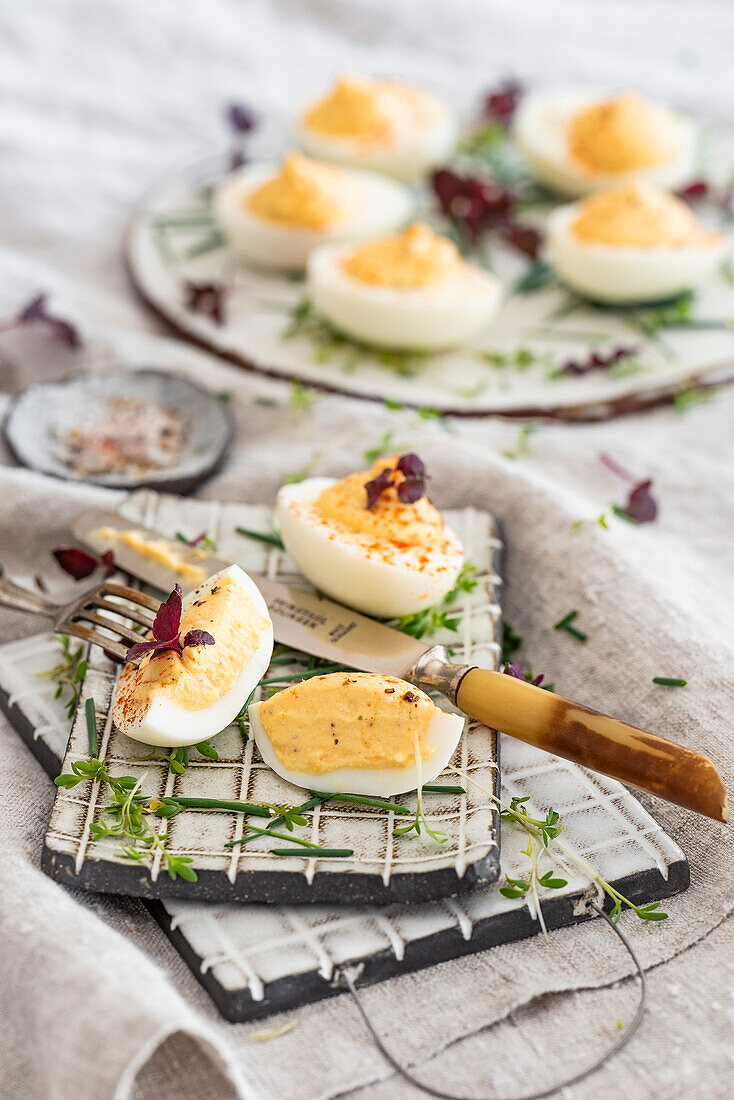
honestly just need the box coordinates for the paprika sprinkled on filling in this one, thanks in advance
[258,673,436,773]
[572,184,720,248]
[317,455,444,545]
[114,575,270,722]
[569,93,678,175]
[303,74,434,148]
[246,152,351,229]
[342,223,461,288]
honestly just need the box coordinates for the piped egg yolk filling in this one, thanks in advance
[94,527,207,584]
[342,223,461,288]
[303,74,431,148]
[572,185,719,248]
[259,673,435,773]
[115,576,269,718]
[246,152,351,229]
[569,93,678,174]
[317,456,445,545]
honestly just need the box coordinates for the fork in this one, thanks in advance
[0,567,158,662]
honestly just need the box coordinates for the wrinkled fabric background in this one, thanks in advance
[0,2,733,1098]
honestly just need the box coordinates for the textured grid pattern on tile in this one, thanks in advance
[43,493,502,894]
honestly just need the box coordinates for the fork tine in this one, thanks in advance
[92,597,155,629]
[98,582,161,612]
[71,610,146,647]
[58,620,128,663]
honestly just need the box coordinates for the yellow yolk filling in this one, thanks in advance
[572,185,718,247]
[259,673,435,773]
[94,527,207,584]
[317,456,445,545]
[303,74,419,147]
[342,223,460,288]
[569,93,678,174]
[115,575,269,717]
[246,152,349,229]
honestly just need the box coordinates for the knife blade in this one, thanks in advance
[72,507,729,821]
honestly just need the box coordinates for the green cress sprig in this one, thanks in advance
[39,635,87,720]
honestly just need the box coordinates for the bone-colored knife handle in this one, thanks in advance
[455,667,729,823]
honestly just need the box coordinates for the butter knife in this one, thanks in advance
[73,508,729,822]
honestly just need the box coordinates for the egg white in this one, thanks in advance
[277,477,465,619]
[214,161,414,271]
[111,565,274,748]
[250,692,464,796]
[297,94,457,183]
[514,89,697,198]
[306,241,503,351]
[546,202,728,304]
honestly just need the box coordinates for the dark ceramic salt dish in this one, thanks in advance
[3,368,234,493]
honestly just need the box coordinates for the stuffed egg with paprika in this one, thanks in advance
[249,672,464,796]
[307,222,502,350]
[297,73,457,183]
[277,454,464,619]
[214,151,413,271]
[514,88,696,197]
[547,183,727,303]
[112,565,273,747]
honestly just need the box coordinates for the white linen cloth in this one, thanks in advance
[0,2,732,1098]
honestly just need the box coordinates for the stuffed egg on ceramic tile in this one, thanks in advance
[514,88,696,197]
[547,183,727,303]
[249,672,464,796]
[277,453,464,619]
[307,222,502,350]
[297,73,457,183]
[112,565,273,747]
[214,151,413,271]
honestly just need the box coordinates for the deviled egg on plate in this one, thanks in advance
[547,182,727,303]
[514,88,697,197]
[250,672,464,796]
[307,222,502,350]
[214,151,413,271]
[277,452,465,619]
[112,565,273,747]
[297,73,457,183]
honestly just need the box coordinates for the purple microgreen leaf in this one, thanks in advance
[123,639,164,664]
[183,281,227,325]
[52,546,117,581]
[226,102,257,134]
[397,478,425,504]
[431,168,515,242]
[503,221,543,260]
[153,585,182,642]
[623,479,658,524]
[599,451,636,483]
[396,453,425,479]
[677,180,708,202]
[364,467,394,510]
[562,346,638,377]
[183,629,215,649]
[483,80,523,125]
[396,452,426,504]
[1,292,82,347]
[504,661,545,687]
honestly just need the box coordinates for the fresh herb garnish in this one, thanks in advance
[363,431,396,464]
[553,609,588,642]
[284,298,426,376]
[558,344,638,378]
[175,530,216,552]
[502,424,538,459]
[482,79,524,126]
[0,292,81,348]
[431,168,541,258]
[234,526,284,549]
[501,621,523,663]
[288,380,317,412]
[53,545,116,581]
[365,453,426,509]
[310,792,410,815]
[652,676,687,687]
[392,735,447,844]
[183,280,228,325]
[388,560,477,639]
[505,662,548,688]
[85,697,98,756]
[600,452,658,524]
[270,848,354,858]
[123,584,214,664]
[513,261,555,294]
[673,384,716,414]
[39,635,88,720]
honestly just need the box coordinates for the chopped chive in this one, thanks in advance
[553,610,588,642]
[167,797,271,817]
[310,791,410,815]
[270,848,354,858]
[238,826,326,848]
[224,795,331,848]
[235,526,284,549]
[422,784,466,794]
[652,677,687,687]
[85,697,98,757]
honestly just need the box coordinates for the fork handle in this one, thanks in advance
[0,566,59,617]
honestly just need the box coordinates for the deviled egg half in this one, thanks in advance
[277,453,464,619]
[515,89,696,197]
[308,222,502,350]
[547,183,727,303]
[297,73,457,183]
[214,151,413,271]
[112,565,273,747]
[250,672,464,796]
